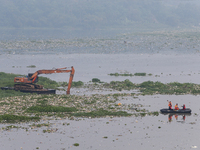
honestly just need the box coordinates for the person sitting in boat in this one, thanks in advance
[182,104,186,110]
[175,103,179,110]
[168,101,172,110]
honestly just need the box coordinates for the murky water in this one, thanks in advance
[0,53,200,149]
[1,29,200,149]
[0,95,199,150]
[1,53,200,84]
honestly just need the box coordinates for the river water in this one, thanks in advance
[1,53,200,84]
[1,30,200,149]
[0,53,200,150]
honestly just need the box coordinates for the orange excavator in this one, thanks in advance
[14,66,75,94]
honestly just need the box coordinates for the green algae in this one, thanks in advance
[0,114,40,123]
[108,72,148,76]
[72,108,132,118]
[104,80,200,95]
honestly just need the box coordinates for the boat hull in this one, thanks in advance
[160,108,191,114]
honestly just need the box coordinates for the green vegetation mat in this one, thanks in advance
[109,72,148,76]
[72,109,131,118]
[0,89,28,98]
[26,105,77,113]
[0,114,40,123]
[0,72,19,87]
[104,79,200,95]
[1,72,200,121]
[2,72,200,96]
[0,92,160,121]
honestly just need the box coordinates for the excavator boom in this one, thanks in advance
[30,68,71,80]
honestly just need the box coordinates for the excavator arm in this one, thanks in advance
[66,67,75,94]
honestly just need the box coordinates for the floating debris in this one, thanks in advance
[191,146,198,149]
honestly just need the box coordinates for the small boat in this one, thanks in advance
[160,108,191,114]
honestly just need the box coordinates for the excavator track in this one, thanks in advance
[1,84,55,94]
[19,88,55,94]
[14,84,35,90]
[13,84,55,94]
[14,84,44,90]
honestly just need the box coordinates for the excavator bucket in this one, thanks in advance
[66,66,75,94]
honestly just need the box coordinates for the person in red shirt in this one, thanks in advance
[182,104,186,110]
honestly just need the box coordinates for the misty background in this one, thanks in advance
[1,0,200,54]
[1,0,200,30]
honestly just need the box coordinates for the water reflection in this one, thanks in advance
[162,113,191,123]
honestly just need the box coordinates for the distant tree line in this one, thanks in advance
[1,0,200,29]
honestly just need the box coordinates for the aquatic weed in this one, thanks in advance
[134,73,146,76]
[0,114,40,123]
[72,109,132,118]
[26,65,36,68]
[73,143,79,146]
[92,78,101,83]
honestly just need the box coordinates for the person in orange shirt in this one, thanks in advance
[168,101,172,110]
[175,103,179,110]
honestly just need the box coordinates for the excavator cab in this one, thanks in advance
[14,74,38,84]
